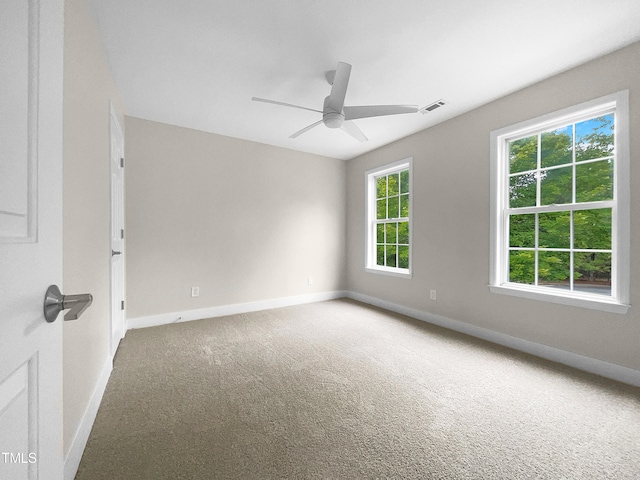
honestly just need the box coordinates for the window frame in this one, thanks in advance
[365,157,413,278]
[489,91,630,314]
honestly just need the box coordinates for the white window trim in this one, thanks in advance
[365,157,413,278]
[489,91,630,314]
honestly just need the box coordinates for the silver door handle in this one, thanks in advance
[112,250,122,256]
[43,285,93,323]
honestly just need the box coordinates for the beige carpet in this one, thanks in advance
[75,298,640,479]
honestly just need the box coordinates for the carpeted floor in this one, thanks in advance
[75,298,640,479]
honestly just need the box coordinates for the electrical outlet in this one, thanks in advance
[191,286,199,297]
[308,276,314,286]
[430,289,437,301]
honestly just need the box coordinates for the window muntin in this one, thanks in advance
[366,159,412,276]
[490,92,629,313]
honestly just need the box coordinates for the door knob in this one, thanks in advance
[43,285,93,323]
[112,250,122,256]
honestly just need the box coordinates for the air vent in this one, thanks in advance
[420,100,446,114]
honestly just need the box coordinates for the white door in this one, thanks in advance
[0,0,64,479]
[110,105,125,356]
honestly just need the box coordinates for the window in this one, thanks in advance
[490,92,629,313]
[366,158,412,277]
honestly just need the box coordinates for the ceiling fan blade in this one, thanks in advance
[326,62,351,113]
[341,120,368,142]
[343,104,419,120]
[289,120,324,139]
[252,97,322,114]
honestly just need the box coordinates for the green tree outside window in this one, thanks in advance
[507,115,614,295]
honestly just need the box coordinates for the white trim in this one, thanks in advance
[109,101,126,357]
[613,91,631,306]
[489,284,629,314]
[489,91,630,311]
[365,157,413,178]
[492,93,621,142]
[127,290,348,330]
[64,356,113,480]
[364,267,412,279]
[346,291,640,387]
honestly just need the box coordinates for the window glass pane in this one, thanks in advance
[541,125,572,168]
[574,208,611,249]
[538,251,570,290]
[509,250,535,284]
[576,160,613,202]
[574,252,611,296]
[400,194,409,217]
[398,246,409,269]
[398,221,409,244]
[386,245,397,267]
[400,170,409,194]
[385,222,397,244]
[538,211,570,249]
[376,176,387,199]
[388,173,399,196]
[369,164,411,273]
[509,214,535,248]
[388,196,399,218]
[576,114,614,162]
[376,199,387,220]
[540,166,572,205]
[509,172,537,208]
[376,224,385,244]
[509,135,537,174]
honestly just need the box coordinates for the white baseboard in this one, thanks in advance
[346,291,640,387]
[64,356,113,480]
[127,290,349,330]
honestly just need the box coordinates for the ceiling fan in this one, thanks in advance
[252,62,418,142]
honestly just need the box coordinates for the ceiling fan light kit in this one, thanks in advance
[252,62,419,142]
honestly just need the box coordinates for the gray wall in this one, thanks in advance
[125,117,346,319]
[346,42,640,372]
[63,0,127,454]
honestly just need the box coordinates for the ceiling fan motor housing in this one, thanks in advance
[323,96,344,128]
[252,62,418,141]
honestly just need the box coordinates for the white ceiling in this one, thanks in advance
[88,0,640,160]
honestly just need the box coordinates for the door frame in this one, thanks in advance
[109,102,125,355]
